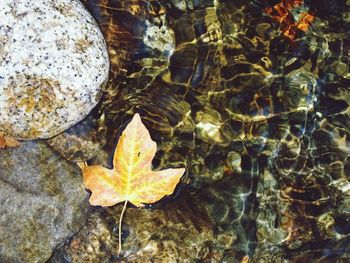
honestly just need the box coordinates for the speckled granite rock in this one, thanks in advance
[0,0,109,139]
[0,141,91,263]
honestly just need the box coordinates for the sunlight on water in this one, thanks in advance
[49,0,350,261]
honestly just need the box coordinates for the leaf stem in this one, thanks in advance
[118,200,128,255]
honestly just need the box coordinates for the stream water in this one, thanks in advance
[50,0,350,262]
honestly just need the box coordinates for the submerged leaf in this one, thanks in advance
[264,0,314,41]
[82,113,185,207]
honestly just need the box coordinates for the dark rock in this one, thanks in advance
[49,193,218,263]
[46,113,107,163]
[0,141,90,263]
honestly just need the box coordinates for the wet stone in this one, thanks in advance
[0,141,90,263]
[46,113,107,162]
[0,0,109,139]
[49,194,217,263]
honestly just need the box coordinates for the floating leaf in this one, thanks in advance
[82,113,185,207]
[81,113,185,254]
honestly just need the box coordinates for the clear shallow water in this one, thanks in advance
[51,0,350,262]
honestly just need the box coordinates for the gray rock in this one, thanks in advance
[0,141,90,263]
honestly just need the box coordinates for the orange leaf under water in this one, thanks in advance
[82,113,185,207]
[265,0,314,41]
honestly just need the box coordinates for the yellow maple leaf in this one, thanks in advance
[82,113,185,207]
[81,113,185,254]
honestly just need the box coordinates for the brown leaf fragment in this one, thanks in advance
[0,132,20,149]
